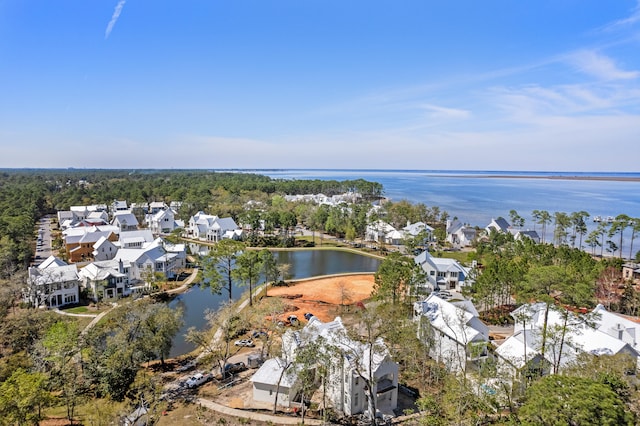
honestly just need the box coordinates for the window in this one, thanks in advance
[449,271,458,278]
[430,271,435,276]
[437,271,446,277]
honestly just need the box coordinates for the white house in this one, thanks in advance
[402,221,434,243]
[92,236,118,261]
[365,220,396,244]
[250,358,300,408]
[146,208,182,235]
[414,294,489,372]
[414,250,472,292]
[485,217,511,234]
[119,229,155,249]
[495,303,640,379]
[446,219,477,248]
[251,316,399,418]
[114,238,186,283]
[78,259,130,301]
[186,211,240,242]
[24,256,80,308]
[111,211,139,232]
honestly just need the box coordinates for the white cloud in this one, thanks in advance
[601,0,640,31]
[419,104,471,120]
[569,50,639,81]
[105,0,126,40]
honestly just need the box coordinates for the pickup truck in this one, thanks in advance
[185,372,212,388]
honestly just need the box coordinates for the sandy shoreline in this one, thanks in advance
[444,174,640,182]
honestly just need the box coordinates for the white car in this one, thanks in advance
[234,339,255,347]
[185,372,212,388]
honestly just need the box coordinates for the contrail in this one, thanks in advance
[105,0,126,39]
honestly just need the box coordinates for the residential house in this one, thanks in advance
[623,262,640,282]
[414,294,489,372]
[110,200,128,216]
[114,238,186,283]
[495,303,640,380]
[446,219,477,248]
[402,221,434,244]
[92,236,119,261]
[365,220,396,244]
[485,217,511,234]
[186,211,241,242]
[146,208,182,235]
[510,229,541,244]
[148,201,167,214]
[414,250,472,292]
[111,210,139,232]
[251,316,398,418]
[65,229,118,263]
[79,259,130,301]
[24,256,80,308]
[119,229,155,249]
[250,358,300,408]
[592,304,640,353]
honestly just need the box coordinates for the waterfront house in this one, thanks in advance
[24,256,80,308]
[446,219,477,248]
[186,211,241,242]
[414,250,472,292]
[79,259,130,301]
[414,294,489,372]
[485,217,511,234]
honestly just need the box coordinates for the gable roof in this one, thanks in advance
[414,294,489,344]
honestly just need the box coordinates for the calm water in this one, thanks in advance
[256,169,640,226]
[168,249,380,357]
[255,169,640,254]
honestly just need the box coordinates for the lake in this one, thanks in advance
[168,249,380,357]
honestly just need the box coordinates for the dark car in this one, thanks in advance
[224,362,247,374]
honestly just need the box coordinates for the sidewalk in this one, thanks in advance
[196,398,326,425]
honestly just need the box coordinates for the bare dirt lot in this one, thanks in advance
[266,274,375,323]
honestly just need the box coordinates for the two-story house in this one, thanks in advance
[414,294,489,372]
[414,250,472,292]
[251,316,399,418]
[78,259,130,301]
[186,211,240,242]
[111,210,139,233]
[24,256,80,308]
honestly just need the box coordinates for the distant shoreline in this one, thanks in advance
[444,174,640,182]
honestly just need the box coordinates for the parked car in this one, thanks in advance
[176,360,197,372]
[185,372,212,388]
[287,315,299,325]
[252,330,268,339]
[234,339,255,347]
[434,290,453,300]
[303,312,314,321]
[224,361,247,374]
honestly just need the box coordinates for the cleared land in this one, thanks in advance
[266,274,375,323]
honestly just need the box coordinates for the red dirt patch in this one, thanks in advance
[266,274,375,323]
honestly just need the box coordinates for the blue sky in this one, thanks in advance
[1,1,639,171]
